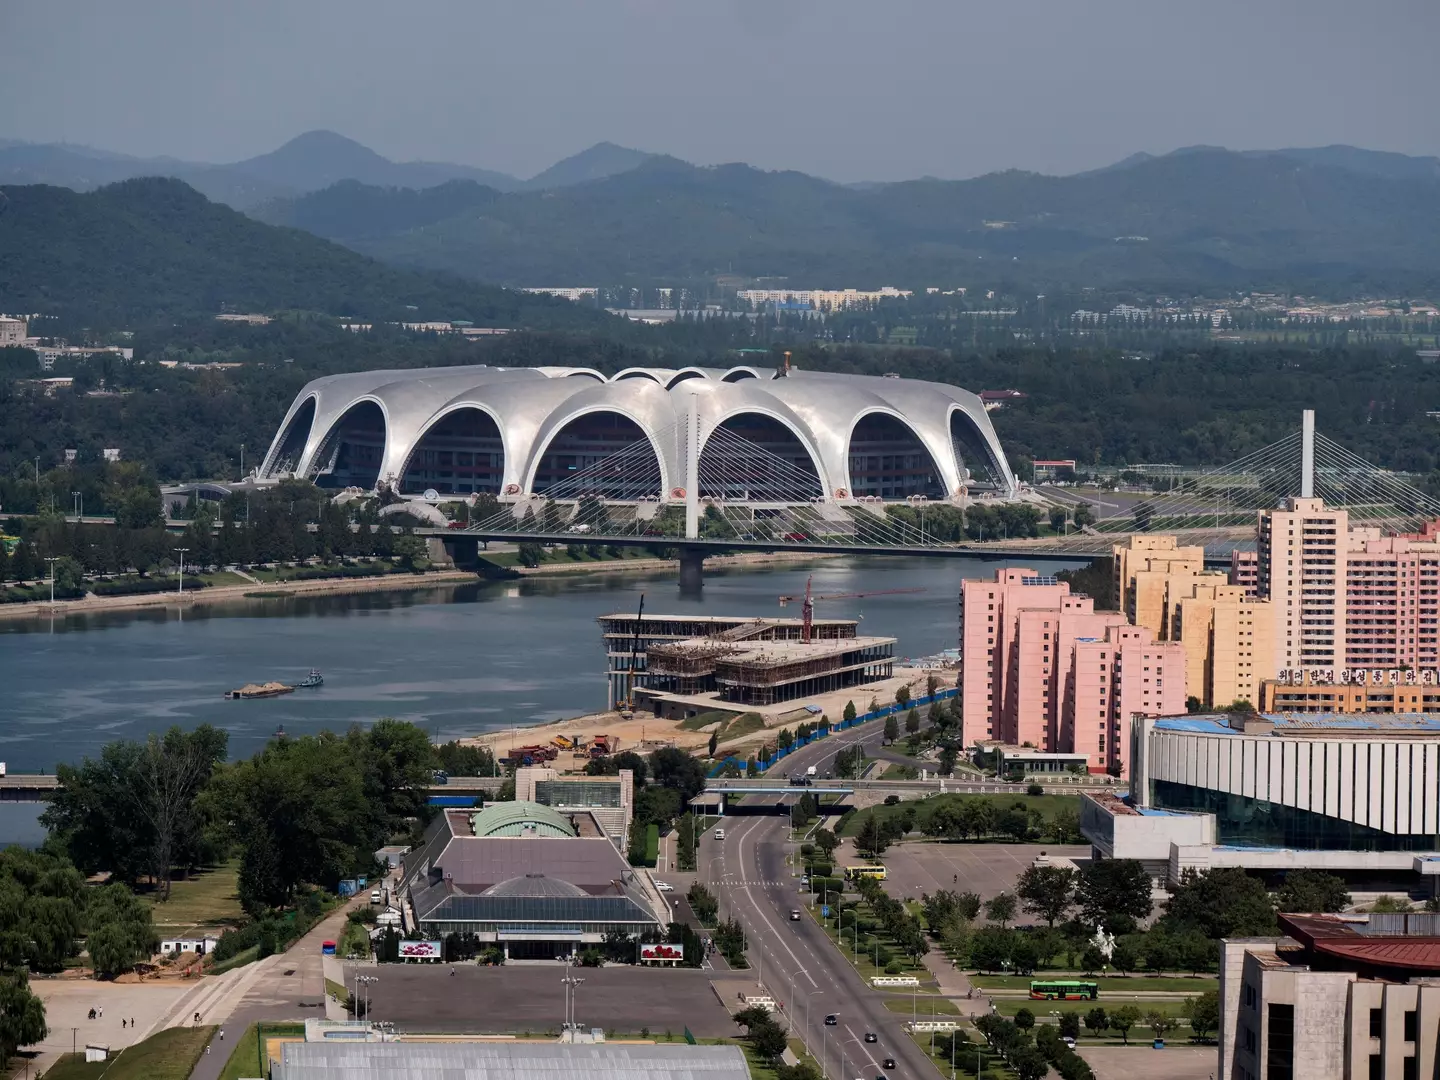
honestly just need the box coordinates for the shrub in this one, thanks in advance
[1026,782,1045,796]
[884,960,904,974]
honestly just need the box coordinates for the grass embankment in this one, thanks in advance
[43,1026,216,1080]
[482,547,658,568]
[145,861,244,938]
[216,1022,307,1080]
[972,973,1219,994]
[839,792,1082,839]
[679,709,743,732]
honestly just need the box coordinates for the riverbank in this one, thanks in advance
[0,568,482,621]
[0,549,840,621]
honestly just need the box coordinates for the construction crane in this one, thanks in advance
[778,576,925,643]
[619,593,645,718]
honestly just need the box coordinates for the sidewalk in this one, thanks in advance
[921,951,992,1018]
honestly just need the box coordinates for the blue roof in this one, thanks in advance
[1152,716,1236,734]
[1136,807,1193,817]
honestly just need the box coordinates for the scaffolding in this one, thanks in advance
[711,637,897,706]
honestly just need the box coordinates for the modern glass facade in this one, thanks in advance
[535,780,623,809]
[1152,779,1440,852]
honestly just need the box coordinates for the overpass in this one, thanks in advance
[0,774,61,802]
[691,774,1117,812]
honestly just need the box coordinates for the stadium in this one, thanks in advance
[256,364,1017,507]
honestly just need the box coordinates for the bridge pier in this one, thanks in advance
[678,548,705,594]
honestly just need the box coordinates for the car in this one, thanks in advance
[790,910,801,921]
[369,890,382,904]
[1061,1036,1076,1049]
[714,829,725,840]
[654,880,674,892]
[824,1014,838,1026]
[799,875,810,887]
[863,1032,878,1043]
[882,1059,896,1070]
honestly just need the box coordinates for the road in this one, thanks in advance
[702,715,941,1080]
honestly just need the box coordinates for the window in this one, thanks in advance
[1369,1053,1382,1080]
[1243,1025,1257,1054]
[1243,983,1258,1008]
[1404,1009,1417,1042]
[1266,1003,1294,1080]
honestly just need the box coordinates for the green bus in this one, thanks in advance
[1029,980,1098,1001]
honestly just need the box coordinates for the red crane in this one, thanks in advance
[778,576,926,643]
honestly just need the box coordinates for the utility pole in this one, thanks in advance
[45,557,58,603]
[174,547,189,595]
[561,972,585,1038]
[240,443,245,482]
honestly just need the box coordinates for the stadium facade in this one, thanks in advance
[256,364,1017,503]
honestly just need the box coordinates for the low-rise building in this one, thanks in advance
[1221,912,1440,1080]
[514,766,633,848]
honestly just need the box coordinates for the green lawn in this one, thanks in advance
[43,1026,215,1080]
[972,973,1218,994]
[810,904,938,989]
[216,1022,307,1080]
[145,861,244,937]
[839,792,1082,839]
[679,709,741,731]
[883,995,961,1016]
[721,713,767,741]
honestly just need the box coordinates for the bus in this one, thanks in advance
[844,865,888,882]
[1029,980,1098,1001]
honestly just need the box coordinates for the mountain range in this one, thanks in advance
[0,177,605,330]
[0,131,660,209]
[4,130,1439,298]
[251,145,1440,294]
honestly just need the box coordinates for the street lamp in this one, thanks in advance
[71,491,82,520]
[355,974,378,1021]
[44,557,58,603]
[806,989,825,1077]
[240,443,245,482]
[173,547,190,595]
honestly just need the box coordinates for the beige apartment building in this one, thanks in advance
[1171,581,1275,709]
[1221,912,1440,1080]
[1113,534,1207,635]
[1257,496,1349,672]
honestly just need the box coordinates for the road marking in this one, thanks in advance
[731,815,819,989]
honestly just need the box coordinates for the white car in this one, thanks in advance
[654,880,674,892]
[714,829,725,840]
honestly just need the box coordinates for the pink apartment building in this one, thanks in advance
[959,568,1186,775]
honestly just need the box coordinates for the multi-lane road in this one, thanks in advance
[701,716,944,1080]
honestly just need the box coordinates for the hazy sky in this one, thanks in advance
[3,0,1437,182]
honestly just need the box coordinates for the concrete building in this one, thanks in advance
[1261,672,1440,714]
[959,567,1185,774]
[1081,711,1440,888]
[514,766,633,847]
[1258,496,1350,672]
[1231,549,1259,596]
[1220,912,1440,1080]
[1171,580,1276,709]
[596,611,857,708]
[0,316,27,346]
[1258,500,1440,680]
[1112,534,1208,637]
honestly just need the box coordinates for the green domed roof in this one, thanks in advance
[469,800,577,838]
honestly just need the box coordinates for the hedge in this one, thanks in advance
[92,576,210,596]
[644,823,660,866]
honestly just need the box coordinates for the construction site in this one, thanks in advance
[599,578,908,717]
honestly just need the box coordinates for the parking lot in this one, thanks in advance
[1077,1044,1217,1079]
[878,841,1092,916]
[362,965,737,1037]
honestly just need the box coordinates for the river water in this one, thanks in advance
[0,555,1078,843]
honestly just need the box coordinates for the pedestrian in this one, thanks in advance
[205,1045,211,1055]
[131,1018,134,1028]
[220,1029,225,1041]
[98,1007,103,1019]
[122,1019,127,1030]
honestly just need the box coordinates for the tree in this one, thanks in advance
[883,713,899,745]
[1083,1007,1108,1037]
[707,731,718,758]
[649,747,705,802]
[1109,1005,1140,1045]
[1059,1011,1081,1040]
[843,700,857,724]
[1012,1046,1049,1080]
[1145,1011,1176,1043]
[1016,864,1076,927]
[813,828,838,861]
[516,542,545,567]
[1275,869,1351,914]
[984,892,1016,928]
[0,970,46,1070]
[132,727,229,901]
[856,816,889,857]
[905,707,921,736]
[1014,1007,1035,1029]
[1185,990,1219,1041]
[938,743,957,777]
[1075,859,1153,934]
[895,685,911,707]
[84,883,159,978]
[1160,868,1277,939]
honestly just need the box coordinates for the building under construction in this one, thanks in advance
[596,612,858,708]
[642,633,896,707]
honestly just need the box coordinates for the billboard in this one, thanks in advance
[398,940,443,960]
[640,943,684,963]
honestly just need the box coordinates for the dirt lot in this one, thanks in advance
[1077,1043,1218,1080]
[361,965,737,1038]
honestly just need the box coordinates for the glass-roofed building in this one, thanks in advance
[400,802,664,960]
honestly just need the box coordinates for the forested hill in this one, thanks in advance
[0,178,607,330]
[255,148,1440,295]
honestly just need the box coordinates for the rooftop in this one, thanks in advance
[1152,712,1440,737]
[275,1040,749,1080]
[469,801,577,838]
[1277,912,1440,975]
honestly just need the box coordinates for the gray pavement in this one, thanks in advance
[878,840,1092,911]
[357,965,736,1038]
[1078,1043,1218,1080]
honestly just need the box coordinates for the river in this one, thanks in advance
[0,555,1078,843]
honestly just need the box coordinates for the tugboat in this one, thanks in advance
[295,669,324,689]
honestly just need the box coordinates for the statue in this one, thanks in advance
[1091,925,1116,965]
